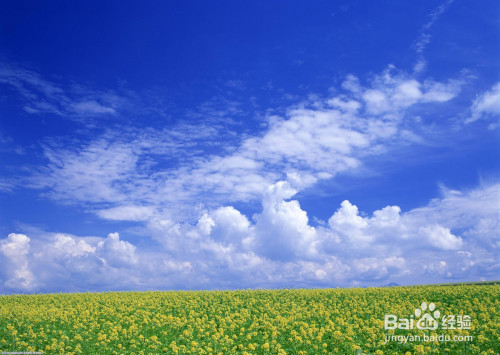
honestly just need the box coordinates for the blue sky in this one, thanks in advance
[0,0,499,294]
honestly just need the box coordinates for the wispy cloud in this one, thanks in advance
[467,82,500,127]
[413,0,455,72]
[0,179,16,193]
[0,62,121,120]
[27,64,467,217]
[415,0,455,53]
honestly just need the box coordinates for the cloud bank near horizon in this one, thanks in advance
[1,179,499,293]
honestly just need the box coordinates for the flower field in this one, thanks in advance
[0,284,498,354]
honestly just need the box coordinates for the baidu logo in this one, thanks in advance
[414,302,440,330]
[384,301,471,330]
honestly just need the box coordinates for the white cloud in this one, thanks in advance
[419,225,463,250]
[422,80,462,102]
[326,201,456,255]
[253,181,318,261]
[363,89,389,114]
[328,200,372,246]
[207,206,252,248]
[467,82,500,124]
[196,213,215,236]
[423,260,450,277]
[341,74,362,93]
[2,182,499,292]
[24,62,468,224]
[351,256,407,281]
[357,67,463,116]
[52,234,96,257]
[324,184,499,258]
[371,205,401,228]
[40,233,136,273]
[32,141,139,203]
[0,234,35,291]
[155,182,499,286]
[395,80,423,101]
[0,232,141,292]
[96,233,138,268]
[97,206,156,221]
[407,184,500,234]
[327,97,361,112]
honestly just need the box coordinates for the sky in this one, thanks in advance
[0,0,499,294]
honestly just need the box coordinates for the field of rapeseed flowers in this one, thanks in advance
[0,284,498,354]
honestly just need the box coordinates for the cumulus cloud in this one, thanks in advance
[253,181,318,261]
[324,202,465,260]
[52,233,96,257]
[201,206,252,248]
[2,232,138,293]
[2,182,499,293]
[323,185,499,257]
[96,233,138,268]
[0,233,35,291]
[328,200,370,244]
[419,225,463,250]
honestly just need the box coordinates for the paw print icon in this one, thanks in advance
[415,302,440,330]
